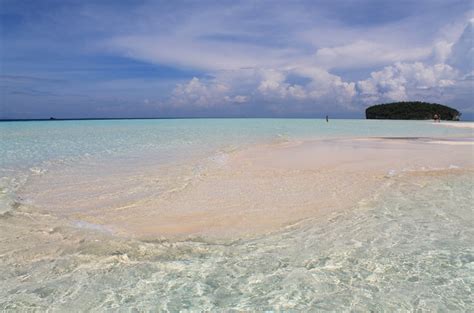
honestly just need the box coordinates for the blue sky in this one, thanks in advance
[0,0,473,119]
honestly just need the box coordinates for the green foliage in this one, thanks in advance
[365,101,461,120]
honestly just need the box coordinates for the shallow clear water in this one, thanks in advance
[2,119,471,169]
[0,119,473,310]
[1,171,472,311]
[1,119,470,211]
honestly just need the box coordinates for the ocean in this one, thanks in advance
[0,119,473,311]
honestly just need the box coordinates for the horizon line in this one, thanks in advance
[0,116,360,122]
[1,117,472,122]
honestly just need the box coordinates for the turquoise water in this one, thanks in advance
[2,119,469,213]
[0,119,473,310]
[1,119,470,169]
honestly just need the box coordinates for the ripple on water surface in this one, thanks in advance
[0,171,472,311]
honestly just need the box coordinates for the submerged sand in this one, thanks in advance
[19,137,474,240]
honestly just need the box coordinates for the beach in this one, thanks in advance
[19,135,473,240]
[436,121,474,129]
[1,119,473,310]
[3,0,474,310]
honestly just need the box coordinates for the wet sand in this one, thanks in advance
[435,121,474,129]
[19,137,474,241]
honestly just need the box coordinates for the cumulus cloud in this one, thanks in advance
[256,67,355,103]
[353,20,472,106]
[257,69,290,98]
[170,67,357,113]
[169,16,473,115]
[2,0,473,118]
[356,62,458,103]
[171,77,248,107]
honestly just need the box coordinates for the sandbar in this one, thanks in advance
[20,137,474,240]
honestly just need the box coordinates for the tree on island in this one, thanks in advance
[365,101,461,120]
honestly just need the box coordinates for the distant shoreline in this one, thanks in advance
[2,117,473,122]
[436,121,474,129]
[1,117,336,122]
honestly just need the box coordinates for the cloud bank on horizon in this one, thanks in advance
[1,0,473,119]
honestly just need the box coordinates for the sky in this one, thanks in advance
[0,0,473,119]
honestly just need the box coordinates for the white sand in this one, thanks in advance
[435,121,474,129]
[21,136,474,240]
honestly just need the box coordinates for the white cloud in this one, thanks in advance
[3,0,473,119]
[431,41,453,63]
[170,67,357,112]
[163,17,473,114]
[103,2,470,74]
[108,35,298,71]
[171,77,248,107]
[314,41,430,70]
[356,62,459,103]
[224,95,248,104]
[257,67,356,103]
[257,69,288,97]
[296,67,356,104]
[447,19,474,74]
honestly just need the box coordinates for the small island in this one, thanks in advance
[365,101,461,120]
